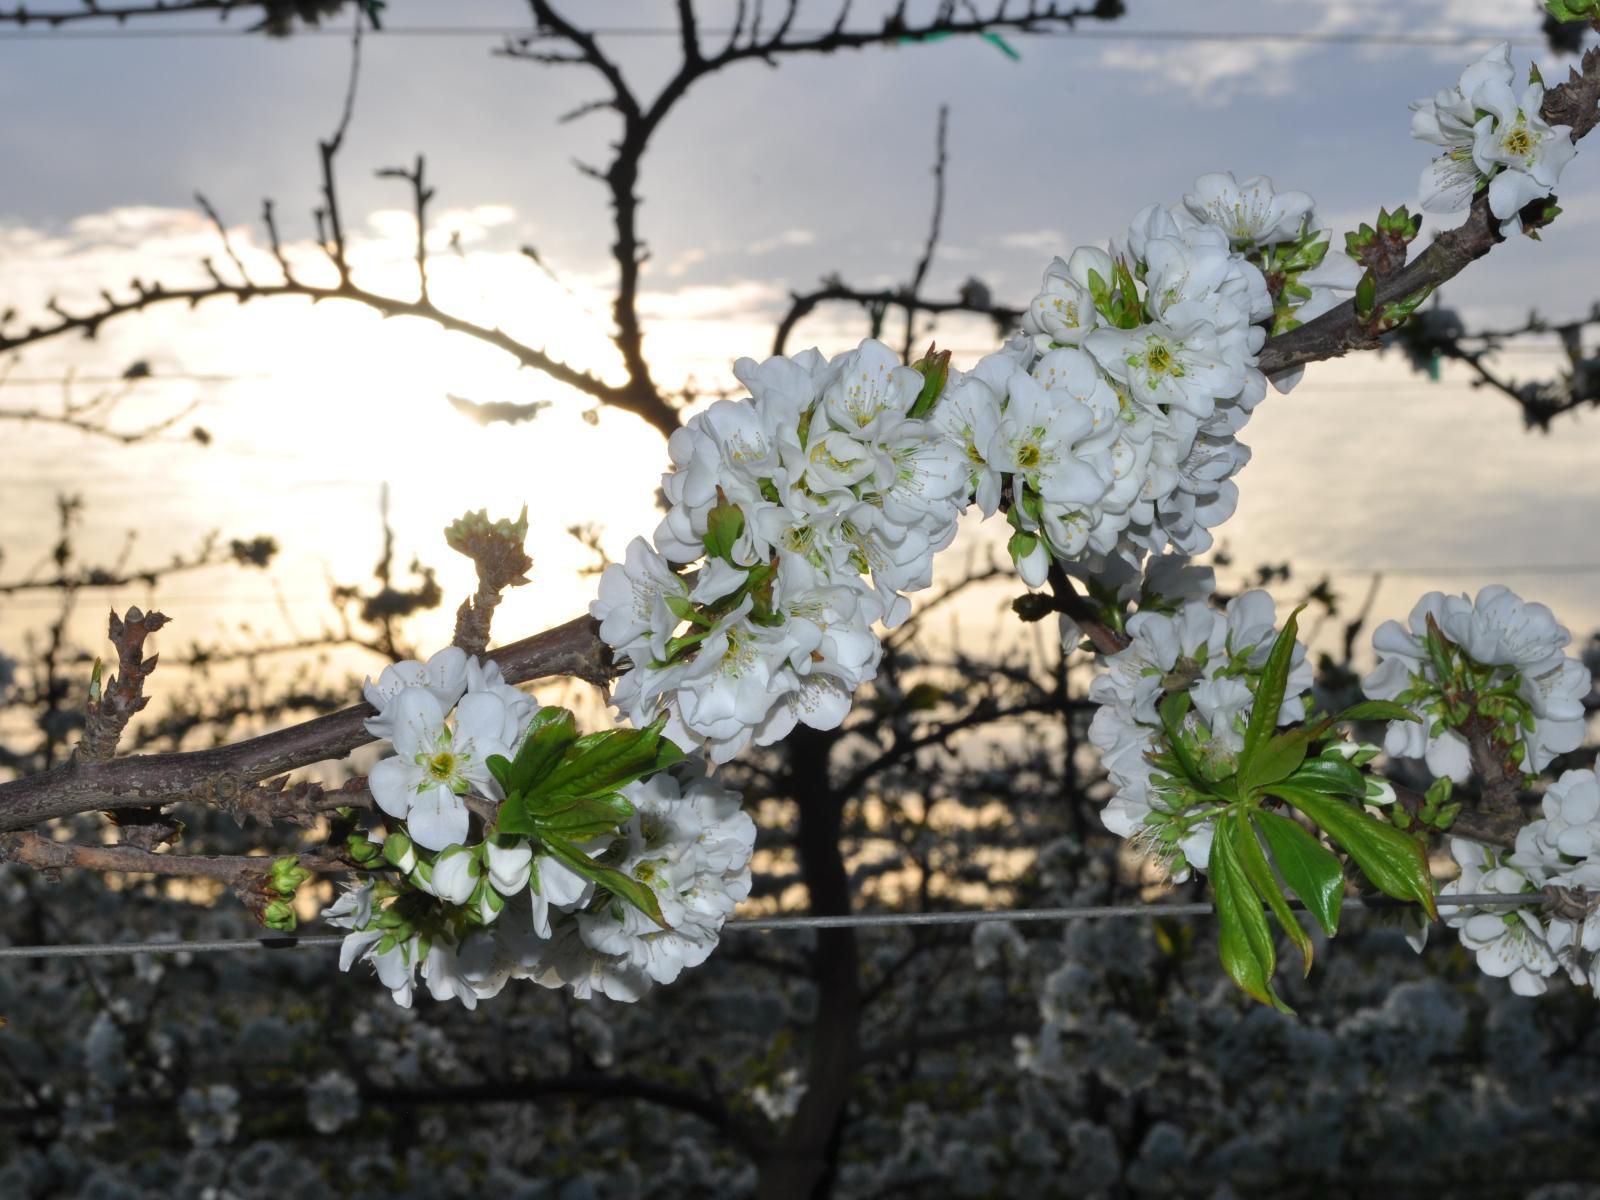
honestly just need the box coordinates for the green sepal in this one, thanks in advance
[541,834,669,930]
[1272,784,1438,919]
[1253,809,1345,937]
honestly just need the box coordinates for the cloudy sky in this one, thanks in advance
[1,0,1597,669]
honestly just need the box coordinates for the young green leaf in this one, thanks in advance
[1239,728,1311,795]
[505,706,580,793]
[1156,690,1211,791]
[1273,784,1438,919]
[1253,809,1344,936]
[541,835,669,930]
[1227,809,1314,977]
[536,722,686,803]
[1332,699,1422,725]
[702,488,746,564]
[1210,816,1294,1014]
[1238,605,1306,778]
[537,793,637,841]
[1281,756,1367,799]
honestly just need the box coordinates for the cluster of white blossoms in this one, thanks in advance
[1086,589,1322,881]
[1017,173,1340,576]
[1441,768,1600,996]
[1413,42,1578,236]
[592,173,1350,763]
[1361,585,1592,782]
[326,648,754,1009]
[592,338,965,764]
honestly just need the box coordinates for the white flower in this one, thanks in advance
[1088,592,1313,879]
[1362,586,1590,781]
[590,537,690,661]
[1471,77,1577,236]
[821,338,922,439]
[1412,43,1576,235]
[1443,838,1558,996]
[1086,320,1242,420]
[989,364,1109,517]
[362,646,468,740]
[577,769,755,986]
[1024,248,1113,347]
[531,851,597,938]
[367,688,502,851]
[1183,172,1313,250]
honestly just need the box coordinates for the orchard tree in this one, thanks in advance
[2,3,1600,1198]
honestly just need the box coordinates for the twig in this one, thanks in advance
[75,607,168,763]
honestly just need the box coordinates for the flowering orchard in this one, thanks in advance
[265,35,1599,1015]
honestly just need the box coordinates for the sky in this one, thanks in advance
[1,0,1598,684]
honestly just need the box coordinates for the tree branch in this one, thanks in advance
[0,613,614,832]
[1259,38,1600,378]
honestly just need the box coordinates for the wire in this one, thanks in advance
[0,892,1551,960]
[0,25,1555,46]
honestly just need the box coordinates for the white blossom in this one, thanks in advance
[1443,838,1559,996]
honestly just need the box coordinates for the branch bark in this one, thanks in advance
[0,614,614,833]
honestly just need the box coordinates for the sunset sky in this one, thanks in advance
[2,0,1598,680]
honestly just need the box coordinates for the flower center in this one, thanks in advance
[1502,126,1535,159]
[1016,443,1042,470]
[424,750,457,783]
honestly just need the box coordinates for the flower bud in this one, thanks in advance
[431,845,480,905]
[382,832,416,874]
[263,899,298,931]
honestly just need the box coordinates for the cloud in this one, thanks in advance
[745,229,817,255]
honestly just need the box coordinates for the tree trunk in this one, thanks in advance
[756,727,858,1200]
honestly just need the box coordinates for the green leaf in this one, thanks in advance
[1273,784,1438,919]
[1156,690,1209,790]
[533,792,637,842]
[1210,814,1293,1013]
[536,721,686,804]
[1238,605,1306,778]
[1227,810,1314,977]
[506,706,580,793]
[907,346,952,419]
[1254,809,1344,936]
[1282,756,1367,799]
[703,489,745,564]
[1354,269,1377,320]
[1240,728,1311,794]
[1332,699,1421,725]
[541,835,669,930]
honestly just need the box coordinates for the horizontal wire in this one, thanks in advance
[0,25,1554,46]
[0,892,1547,961]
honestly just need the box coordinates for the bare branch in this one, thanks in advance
[0,830,347,886]
[901,105,949,359]
[375,154,434,303]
